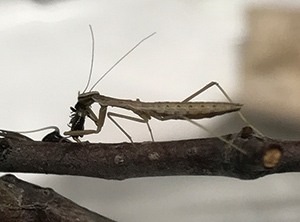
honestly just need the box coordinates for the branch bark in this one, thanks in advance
[0,174,115,222]
[0,127,295,180]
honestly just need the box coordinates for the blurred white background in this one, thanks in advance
[1,1,300,221]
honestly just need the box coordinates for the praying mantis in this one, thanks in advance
[64,26,256,154]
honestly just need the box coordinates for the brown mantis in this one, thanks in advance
[64,26,258,154]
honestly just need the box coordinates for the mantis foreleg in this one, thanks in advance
[64,106,107,140]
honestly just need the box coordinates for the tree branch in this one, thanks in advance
[0,127,295,180]
[0,174,115,222]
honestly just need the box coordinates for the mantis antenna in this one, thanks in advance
[87,31,156,92]
[17,126,60,134]
[83,24,95,93]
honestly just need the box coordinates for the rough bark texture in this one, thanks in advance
[0,174,115,222]
[0,126,299,221]
[0,127,292,180]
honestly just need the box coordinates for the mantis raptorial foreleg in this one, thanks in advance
[66,106,107,139]
[182,81,263,136]
[107,112,154,143]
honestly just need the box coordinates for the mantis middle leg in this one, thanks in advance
[107,111,154,143]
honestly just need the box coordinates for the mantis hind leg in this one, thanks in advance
[182,81,263,136]
[183,117,248,155]
[107,112,154,144]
